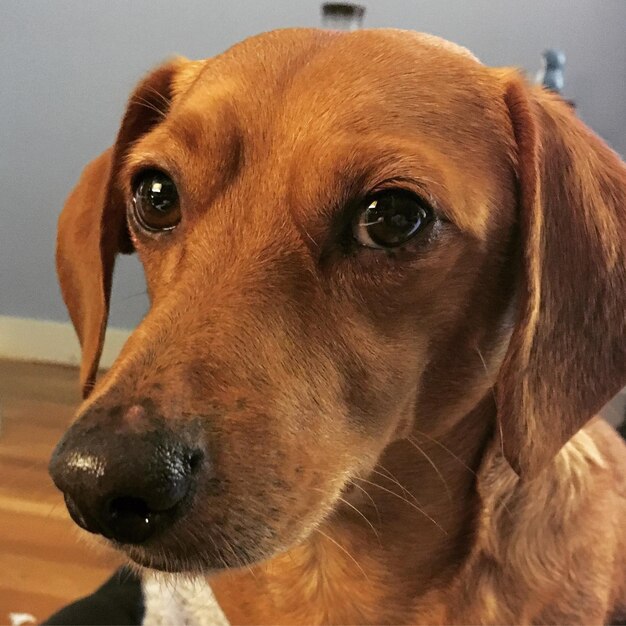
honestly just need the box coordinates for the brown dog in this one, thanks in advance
[50,29,626,624]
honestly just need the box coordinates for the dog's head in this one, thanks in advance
[50,29,625,572]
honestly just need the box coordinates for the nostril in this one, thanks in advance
[106,496,154,544]
[108,496,151,522]
[188,449,204,474]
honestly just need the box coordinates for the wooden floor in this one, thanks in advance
[0,359,122,623]
[0,358,623,625]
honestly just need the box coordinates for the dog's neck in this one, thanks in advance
[210,399,494,625]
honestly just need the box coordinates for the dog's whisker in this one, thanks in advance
[474,345,498,406]
[412,428,476,476]
[314,528,370,582]
[129,96,167,119]
[135,93,169,117]
[347,479,383,527]
[241,556,258,580]
[129,100,165,119]
[143,84,171,109]
[336,495,382,543]
[474,342,509,476]
[369,466,423,508]
[311,486,381,543]
[405,436,453,501]
[216,527,258,579]
[188,523,228,571]
[221,536,240,567]
[355,476,447,534]
[474,343,509,462]
[129,97,165,117]
[233,542,258,580]
[301,226,319,249]
[206,530,231,571]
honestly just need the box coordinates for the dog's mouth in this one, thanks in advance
[119,524,281,574]
[115,472,359,574]
[123,545,218,573]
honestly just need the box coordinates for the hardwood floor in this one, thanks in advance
[0,357,623,625]
[0,359,122,623]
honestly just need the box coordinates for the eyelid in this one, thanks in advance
[367,177,444,219]
[320,181,433,258]
[122,155,183,198]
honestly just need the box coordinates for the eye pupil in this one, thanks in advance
[132,170,180,231]
[355,191,430,248]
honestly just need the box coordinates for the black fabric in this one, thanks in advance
[42,567,144,625]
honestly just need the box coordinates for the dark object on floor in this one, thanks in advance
[619,409,626,439]
[42,567,143,626]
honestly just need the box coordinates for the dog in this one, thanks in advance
[49,29,626,625]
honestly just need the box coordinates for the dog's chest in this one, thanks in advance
[141,574,230,626]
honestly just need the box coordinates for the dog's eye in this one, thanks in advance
[352,190,432,249]
[132,170,181,232]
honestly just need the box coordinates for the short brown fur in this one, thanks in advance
[55,29,626,624]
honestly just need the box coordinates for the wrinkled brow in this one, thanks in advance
[118,105,245,203]
[285,137,451,240]
[286,131,498,245]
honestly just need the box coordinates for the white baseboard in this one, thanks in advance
[0,315,131,368]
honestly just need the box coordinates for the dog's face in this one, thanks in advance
[50,30,625,573]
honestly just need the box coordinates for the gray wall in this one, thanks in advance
[2,0,625,329]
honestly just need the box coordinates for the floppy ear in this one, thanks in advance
[496,75,626,477]
[56,59,188,398]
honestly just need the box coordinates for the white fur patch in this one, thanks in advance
[142,573,229,626]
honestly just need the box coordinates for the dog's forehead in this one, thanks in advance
[168,28,503,156]
[212,28,481,72]
[177,29,488,112]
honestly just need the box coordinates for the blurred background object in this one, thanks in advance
[321,2,365,30]
[536,48,567,93]
[1,0,624,336]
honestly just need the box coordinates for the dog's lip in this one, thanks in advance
[123,543,226,574]
[124,549,182,572]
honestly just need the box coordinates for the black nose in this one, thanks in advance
[49,417,204,544]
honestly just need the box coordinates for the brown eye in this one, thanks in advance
[353,190,432,249]
[131,170,181,232]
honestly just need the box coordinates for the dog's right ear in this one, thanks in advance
[495,74,626,477]
[56,59,189,397]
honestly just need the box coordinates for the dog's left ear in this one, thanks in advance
[56,59,189,397]
[496,74,626,477]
